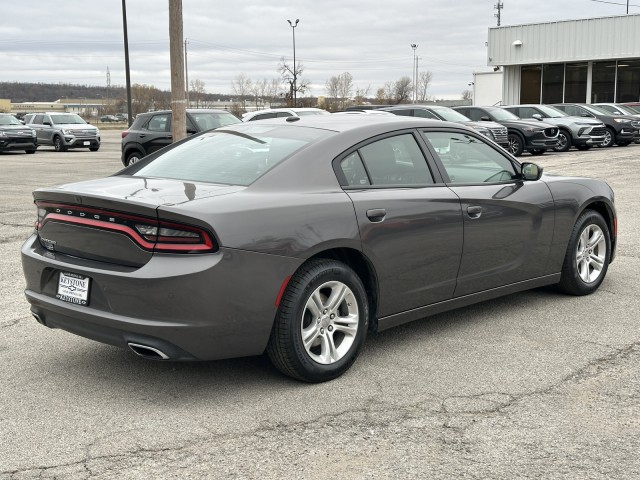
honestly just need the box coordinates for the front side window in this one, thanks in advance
[422,131,517,184]
[357,134,434,186]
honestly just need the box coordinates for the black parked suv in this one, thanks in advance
[380,104,509,148]
[0,113,38,154]
[121,109,240,166]
[551,103,640,148]
[454,106,559,156]
[501,104,606,152]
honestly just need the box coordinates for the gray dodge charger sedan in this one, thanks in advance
[21,115,617,382]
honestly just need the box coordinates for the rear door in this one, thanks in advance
[336,131,463,317]
[420,129,555,297]
[141,113,172,154]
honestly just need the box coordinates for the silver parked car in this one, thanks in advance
[22,115,616,382]
[502,104,606,152]
[26,112,100,152]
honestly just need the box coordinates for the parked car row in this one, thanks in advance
[371,103,639,156]
[0,112,101,154]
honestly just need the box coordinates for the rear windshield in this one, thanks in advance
[132,125,332,186]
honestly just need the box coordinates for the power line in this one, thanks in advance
[589,0,640,7]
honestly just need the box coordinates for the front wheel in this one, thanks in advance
[558,210,611,296]
[507,133,524,157]
[53,136,67,152]
[553,130,572,152]
[601,128,615,148]
[89,145,100,152]
[267,259,369,382]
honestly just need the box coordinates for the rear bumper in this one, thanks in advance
[21,234,302,361]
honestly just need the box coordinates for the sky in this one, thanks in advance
[1,0,638,100]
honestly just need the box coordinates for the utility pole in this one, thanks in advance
[121,0,133,126]
[184,38,190,107]
[494,2,504,27]
[411,44,418,103]
[287,19,299,107]
[168,0,186,143]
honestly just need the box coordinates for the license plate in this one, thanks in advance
[56,272,90,306]
[83,141,90,146]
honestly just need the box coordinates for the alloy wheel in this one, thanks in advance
[575,224,606,283]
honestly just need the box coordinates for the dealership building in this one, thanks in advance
[485,13,640,105]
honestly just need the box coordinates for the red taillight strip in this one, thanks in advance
[38,206,216,253]
[42,213,157,249]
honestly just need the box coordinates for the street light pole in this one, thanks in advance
[287,19,299,107]
[411,44,418,103]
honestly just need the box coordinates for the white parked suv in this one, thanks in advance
[242,108,329,122]
[26,112,100,152]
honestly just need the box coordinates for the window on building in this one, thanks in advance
[564,63,588,103]
[520,65,542,103]
[616,59,640,102]
[542,64,564,104]
[591,61,616,103]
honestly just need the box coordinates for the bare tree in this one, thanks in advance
[375,82,394,104]
[278,59,310,106]
[417,71,433,102]
[189,79,206,108]
[325,75,340,111]
[267,78,281,106]
[394,76,413,104]
[461,89,473,101]
[354,84,371,105]
[336,72,354,110]
[231,74,252,111]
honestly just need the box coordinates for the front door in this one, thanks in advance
[420,129,555,297]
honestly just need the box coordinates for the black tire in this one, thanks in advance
[53,136,67,152]
[553,130,572,152]
[601,127,616,148]
[267,259,369,382]
[530,148,545,156]
[575,145,591,151]
[25,149,36,154]
[89,146,100,152]
[126,151,142,166]
[507,133,524,157]
[558,210,611,296]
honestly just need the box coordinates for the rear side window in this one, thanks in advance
[339,134,434,187]
[132,125,332,186]
[146,114,170,132]
[414,109,439,119]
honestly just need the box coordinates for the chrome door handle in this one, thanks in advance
[467,206,483,219]
[366,208,386,222]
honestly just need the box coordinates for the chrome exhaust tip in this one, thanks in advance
[127,343,170,360]
[32,313,45,326]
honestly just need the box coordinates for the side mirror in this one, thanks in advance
[532,113,543,120]
[521,162,543,181]
[187,129,197,135]
[581,113,593,118]
[43,121,52,126]
[480,116,491,121]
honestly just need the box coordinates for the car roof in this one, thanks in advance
[221,113,457,135]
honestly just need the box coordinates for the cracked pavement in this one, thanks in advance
[1,134,639,479]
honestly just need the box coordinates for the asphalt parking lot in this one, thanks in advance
[1,132,639,479]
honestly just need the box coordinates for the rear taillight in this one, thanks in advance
[35,202,217,254]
